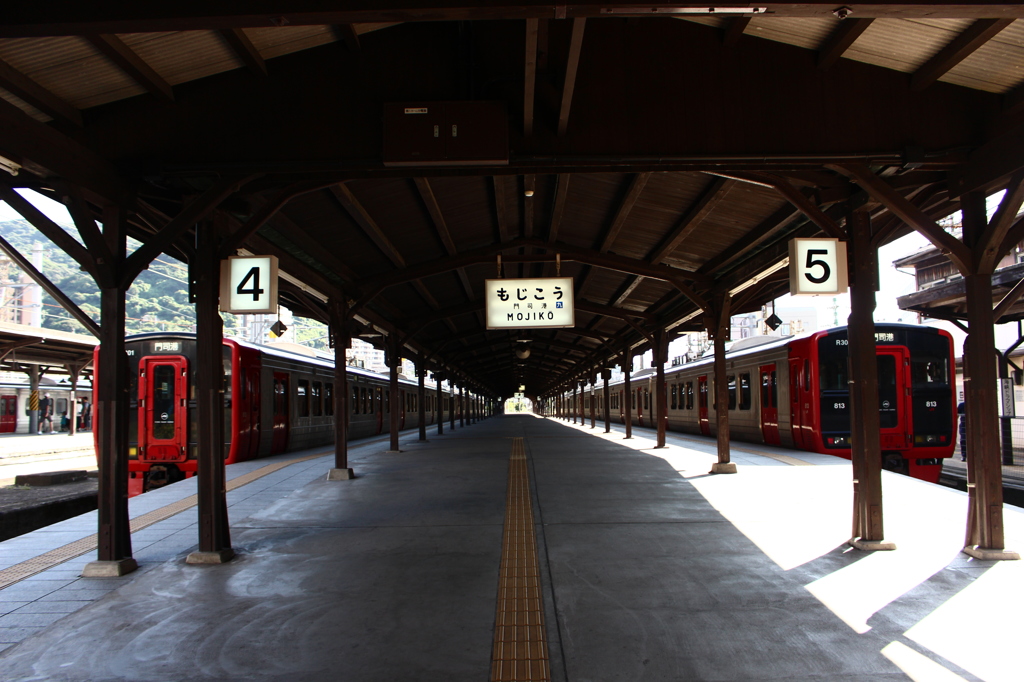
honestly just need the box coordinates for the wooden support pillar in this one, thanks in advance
[655,330,669,448]
[85,283,136,576]
[388,334,401,452]
[435,370,444,435]
[603,369,611,433]
[186,218,234,565]
[327,298,353,480]
[84,206,136,578]
[623,351,633,439]
[961,192,1015,558]
[846,210,894,551]
[710,294,736,474]
[417,357,427,441]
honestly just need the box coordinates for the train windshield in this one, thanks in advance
[152,364,177,440]
[877,354,899,428]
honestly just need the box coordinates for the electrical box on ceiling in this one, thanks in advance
[383,101,508,167]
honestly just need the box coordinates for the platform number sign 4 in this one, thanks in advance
[220,256,279,314]
[788,238,848,296]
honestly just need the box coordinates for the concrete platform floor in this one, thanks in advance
[1,415,1022,681]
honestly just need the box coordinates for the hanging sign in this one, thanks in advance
[220,256,279,314]
[485,277,574,329]
[788,238,848,295]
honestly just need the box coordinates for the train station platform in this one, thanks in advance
[1,415,1022,681]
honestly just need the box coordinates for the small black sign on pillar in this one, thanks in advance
[766,313,783,331]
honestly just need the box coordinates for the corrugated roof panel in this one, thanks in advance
[0,36,143,110]
[941,20,1024,93]
[355,23,403,36]
[745,17,837,51]
[244,26,337,60]
[119,31,242,87]
[845,18,974,74]
[675,16,726,30]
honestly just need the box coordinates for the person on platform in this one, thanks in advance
[81,400,91,431]
[39,393,54,434]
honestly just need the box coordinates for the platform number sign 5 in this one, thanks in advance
[220,256,279,314]
[788,238,849,296]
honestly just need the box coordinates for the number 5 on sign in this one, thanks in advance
[220,256,279,313]
[788,238,848,295]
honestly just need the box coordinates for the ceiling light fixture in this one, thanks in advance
[601,7,768,15]
[0,153,21,177]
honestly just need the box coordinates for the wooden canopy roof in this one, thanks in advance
[2,2,1024,398]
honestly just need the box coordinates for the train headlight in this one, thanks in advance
[128,446,137,459]
[914,434,942,445]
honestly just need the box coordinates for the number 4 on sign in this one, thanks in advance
[220,255,279,314]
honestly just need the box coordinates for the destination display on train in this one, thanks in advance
[485,277,575,330]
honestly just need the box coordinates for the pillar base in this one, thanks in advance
[186,548,236,565]
[710,462,737,474]
[386,449,403,454]
[81,558,137,578]
[849,538,897,551]
[327,467,355,480]
[963,546,1020,561]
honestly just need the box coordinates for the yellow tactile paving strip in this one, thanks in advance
[491,437,551,682]
[0,450,331,590]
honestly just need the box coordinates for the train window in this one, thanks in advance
[818,357,848,392]
[361,387,368,414]
[761,371,771,406]
[312,382,322,416]
[631,392,636,409]
[727,375,736,410]
[739,373,751,410]
[325,383,334,416]
[670,384,677,410]
[698,382,708,409]
[770,371,777,407]
[644,390,650,410]
[804,360,811,393]
[352,387,359,414]
[911,345,950,389]
[878,355,899,428]
[297,380,310,417]
[153,364,177,439]
[239,368,246,400]
[685,382,693,410]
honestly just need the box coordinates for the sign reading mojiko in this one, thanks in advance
[788,238,848,295]
[220,256,279,314]
[485,277,574,329]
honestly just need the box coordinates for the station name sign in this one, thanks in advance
[788,238,848,296]
[220,255,279,314]
[485,277,574,330]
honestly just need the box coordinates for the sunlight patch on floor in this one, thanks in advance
[881,642,968,681]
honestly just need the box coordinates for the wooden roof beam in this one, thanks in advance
[558,18,585,137]
[817,18,874,70]
[87,34,174,101]
[911,19,1013,91]
[832,163,973,273]
[329,183,406,267]
[333,24,361,51]
[649,176,735,264]
[0,57,82,127]
[524,18,538,137]
[414,177,476,301]
[219,28,267,76]
[722,17,751,47]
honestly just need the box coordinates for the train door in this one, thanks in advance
[0,395,15,433]
[759,364,780,445]
[400,390,407,429]
[138,356,189,462]
[618,390,624,423]
[636,388,644,427]
[789,359,805,449]
[877,348,910,451]
[698,376,710,436]
[271,372,289,454]
[376,387,384,434]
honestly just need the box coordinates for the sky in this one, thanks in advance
[2,187,1018,362]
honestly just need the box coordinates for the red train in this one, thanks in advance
[559,324,957,483]
[96,333,455,495]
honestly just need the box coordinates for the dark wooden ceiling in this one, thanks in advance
[2,3,1024,398]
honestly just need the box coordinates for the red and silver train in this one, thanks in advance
[96,333,455,495]
[558,324,957,483]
